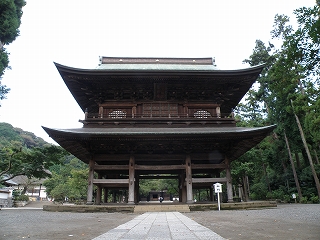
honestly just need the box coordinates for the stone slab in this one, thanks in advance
[92,212,225,240]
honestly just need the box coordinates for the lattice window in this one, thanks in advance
[143,103,178,117]
[194,110,211,118]
[108,110,127,118]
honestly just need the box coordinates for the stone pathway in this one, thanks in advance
[92,212,225,240]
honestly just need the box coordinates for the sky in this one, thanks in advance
[0,0,316,144]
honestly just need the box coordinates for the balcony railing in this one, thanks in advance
[84,112,234,120]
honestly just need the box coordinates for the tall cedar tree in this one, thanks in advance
[0,0,26,104]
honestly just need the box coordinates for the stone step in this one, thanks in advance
[134,204,190,213]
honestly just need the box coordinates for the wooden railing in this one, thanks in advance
[85,112,234,119]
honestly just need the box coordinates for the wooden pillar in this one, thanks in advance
[216,106,221,118]
[132,106,136,118]
[128,155,135,204]
[86,158,95,204]
[99,106,103,118]
[96,186,102,205]
[103,188,108,203]
[185,154,193,204]
[178,173,183,202]
[135,175,139,203]
[95,173,102,205]
[85,108,88,120]
[225,157,234,202]
[112,190,116,203]
[210,186,214,201]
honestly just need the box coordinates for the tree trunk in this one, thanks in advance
[281,159,287,172]
[295,152,301,169]
[291,99,320,199]
[314,149,319,165]
[242,175,249,202]
[284,130,303,201]
[263,163,272,192]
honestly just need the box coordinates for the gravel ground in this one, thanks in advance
[185,204,320,240]
[0,203,319,240]
[0,209,138,240]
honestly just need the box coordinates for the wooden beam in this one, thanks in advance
[94,154,130,161]
[191,177,227,183]
[93,179,129,184]
[93,164,225,171]
[135,165,185,171]
[93,153,224,162]
[191,164,226,169]
[94,165,129,170]
[139,175,179,179]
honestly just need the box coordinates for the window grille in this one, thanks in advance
[108,110,127,118]
[194,110,211,118]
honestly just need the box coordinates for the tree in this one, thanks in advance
[0,0,26,104]
[0,145,65,184]
[270,4,320,199]
[236,2,320,202]
[43,158,88,202]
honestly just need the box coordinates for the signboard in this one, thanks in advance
[213,183,222,211]
[214,183,222,193]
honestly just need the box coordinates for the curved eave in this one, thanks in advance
[54,62,264,114]
[54,62,265,76]
[43,125,276,163]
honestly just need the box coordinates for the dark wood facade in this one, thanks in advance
[43,57,275,204]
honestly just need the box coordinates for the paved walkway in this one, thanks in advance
[92,212,225,240]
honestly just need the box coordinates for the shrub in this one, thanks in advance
[300,196,308,204]
[12,189,21,199]
[282,194,291,203]
[15,194,29,201]
[266,191,273,200]
[270,189,285,200]
[309,194,319,204]
[250,182,268,200]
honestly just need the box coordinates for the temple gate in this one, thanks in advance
[43,57,275,204]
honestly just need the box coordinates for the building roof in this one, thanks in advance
[42,125,276,163]
[43,125,274,136]
[96,57,219,70]
[54,59,264,114]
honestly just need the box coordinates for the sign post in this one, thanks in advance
[214,183,222,211]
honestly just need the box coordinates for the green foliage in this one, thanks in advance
[299,165,320,198]
[12,189,29,201]
[309,194,319,203]
[0,50,10,101]
[15,194,29,201]
[43,158,88,202]
[0,122,21,144]
[235,2,320,202]
[0,145,66,184]
[0,122,49,148]
[0,123,67,184]
[0,0,26,102]
[0,0,26,45]
[12,189,20,199]
[193,189,211,202]
[300,196,308,203]
[139,178,178,197]
[250,182,268,200]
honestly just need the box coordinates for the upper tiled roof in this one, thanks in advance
[96,63,219,71]
[96,57,219,71]
[54,58,264,114]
